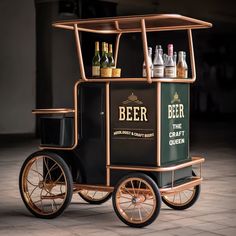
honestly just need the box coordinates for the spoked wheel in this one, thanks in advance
[19,151,73,219]
[79,190,112,204]
[113,173,161,228]
[162,172,201,210]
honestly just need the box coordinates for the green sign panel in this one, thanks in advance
[161,83,190,165]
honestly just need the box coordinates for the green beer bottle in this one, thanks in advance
[100,42,109,68]
[92,41,100,77]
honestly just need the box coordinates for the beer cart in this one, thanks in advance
[19,14,212,227]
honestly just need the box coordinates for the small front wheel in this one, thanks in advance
[112,173,161,228]
[19,151,73,219]
[79,191,112,204]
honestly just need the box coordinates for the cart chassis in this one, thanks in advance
[31,14,211,202]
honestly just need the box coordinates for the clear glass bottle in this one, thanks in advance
[163,53,168,66]
[143,47,153,77]
[153,45,164,77]
[100,42,109,68]
[183,51,188,78]
[108,44,115,68]
[177,51,188,78]
[92,41,100,77]
[164,44,176,78]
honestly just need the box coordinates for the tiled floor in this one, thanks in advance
[0,121,235,235]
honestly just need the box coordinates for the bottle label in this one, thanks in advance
[185,70,188,78]
[165,67,175,78]
[177,68,188,78]
[101,68,112,77]
[153,65,164,77]
[143,66,153,77]
[92,66,100,77]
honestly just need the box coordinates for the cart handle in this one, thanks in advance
[32,108,75,114]
[141,19,152,84]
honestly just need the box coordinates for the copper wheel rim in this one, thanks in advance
[21,155,68,216]
[80,190,110,201]
[163,187,196,206]
[116,177,156,224]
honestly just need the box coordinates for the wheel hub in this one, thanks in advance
[38,181,44,189]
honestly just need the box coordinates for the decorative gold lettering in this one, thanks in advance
[126,106,132,121]
[140,107,148,121]
[133,107,140,121]
[119,106,125,121]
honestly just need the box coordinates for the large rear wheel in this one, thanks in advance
[19,151,73,218]
[162,172,201,210]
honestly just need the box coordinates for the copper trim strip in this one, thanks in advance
[72,178,202,195]
[40,80,81,150]
[32,108,75,114]
[115,20,121,31]
[160,177,202,195]
[114,33,122,68]
[107,157,205,172]
[74,184,114,192]
[106,82,111,186]
[141,19,152,84]
[157,82,161,166]
[53,14,212,33]
[188,29,196,81]
[74,24,87,81]
[80,78,196,83]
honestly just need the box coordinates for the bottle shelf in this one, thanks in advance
[53,14,212,85]
[85,77,195,84]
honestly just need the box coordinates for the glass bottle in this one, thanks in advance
[100,42,109,68]
[92,41,100,77]
[177,51,188,78]
[108,44,115,68]
[143,47,153,77]
[183,51,188,78]
[164,44,176,78]
[153,46,164,77]
[163,53,168,66]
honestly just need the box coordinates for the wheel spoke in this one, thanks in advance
[140,205,151,216]
[173,194,176,203]
[43,157,52,181]
[130,205,136,220]
[142,202,153,207]
[137,180,142,195]
[26,178,38,187]
[117,195,132,200]
[138,207,143,222]
[31,169,44,179]
[131,180,136,196]
[119,200,132,205]
[123,202,133,211]
[29,185,39,197]
[54,172,64,185]
[34,159,41,181]
[122,186,134,197]
[92,191,97,199]
[183,191,189,199]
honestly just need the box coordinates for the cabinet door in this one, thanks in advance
[77,83,106,185]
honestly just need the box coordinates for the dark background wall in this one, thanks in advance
[0,0,35,134]
[0,0,235,136]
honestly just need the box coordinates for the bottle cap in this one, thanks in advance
[168,44,173,56]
